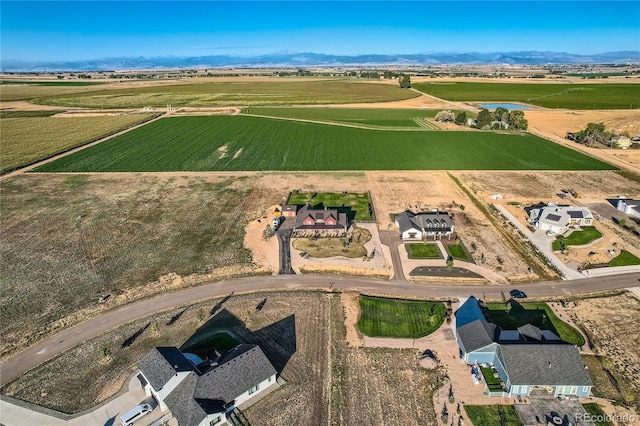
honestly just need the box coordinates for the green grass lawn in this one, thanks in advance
[446,244,470,260]
[180,332,240,359]
[407,243,442,258]
[34,115,615,172]
[552,226,602,250]
[480,366,503,391]
[243,107,451,128]
[464,405,523,426]
[33,80,420,108]
[357,296,445,338]
[609,249,640,267]
[485,302,585,346]
[581,403,614,426]
[413,82,640,110]
[287,192,373,221]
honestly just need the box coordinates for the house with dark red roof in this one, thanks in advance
[293,205,349,236]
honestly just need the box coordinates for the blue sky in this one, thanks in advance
[1,1,639,61]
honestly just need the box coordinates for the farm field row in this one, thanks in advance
[34,115,615,172]
[0,113,156,173]
[243,107,445,128]
[413,82,640,109]
[30,80,420,108]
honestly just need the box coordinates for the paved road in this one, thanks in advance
[2,272,640,387]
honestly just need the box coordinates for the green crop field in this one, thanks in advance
[1,114,156,173]
[357,296,445,338]
[244,107,447,128]
[32,80,420,108]
[413,82,640,109]
[35,116,614,172]
[287,192,373,220]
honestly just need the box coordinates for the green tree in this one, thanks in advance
[494,107,509,122]
[475,108,494,129]
[575,122,611,147]
[507,110,528,130]
[399,74,411,88]
[454,111,467,125]
[435,110,455,122]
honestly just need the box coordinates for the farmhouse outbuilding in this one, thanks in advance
[453,297,592,398]
[395,210,454,240]
[293,205,349,235]
[527,205,593,234]
[137,344,277,426]
[281,205,298,218]
[617,198,640,218]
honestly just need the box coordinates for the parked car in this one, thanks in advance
[510,289,527,299]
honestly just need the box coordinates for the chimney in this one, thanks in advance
[548,362,552,368]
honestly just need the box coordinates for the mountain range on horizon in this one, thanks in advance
[2,50,639,72]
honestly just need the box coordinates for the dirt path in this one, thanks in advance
[341,291,363,347]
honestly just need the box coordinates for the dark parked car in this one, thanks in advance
[510,289,527,299]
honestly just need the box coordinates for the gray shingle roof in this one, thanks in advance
[163,372,209,426]
[195,344,277,403]
[500,344,592,387]
[517,324,544,342]
[457,319,498,353]
[294,205,349,230]
[138,347,198,391]
[396,210,453,234]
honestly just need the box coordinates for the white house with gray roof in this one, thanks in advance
[527,205,593,235]
[395,210,454,240]
[454,297,592,398]
[138,344,277,426]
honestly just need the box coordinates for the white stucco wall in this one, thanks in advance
[234,374,277,406]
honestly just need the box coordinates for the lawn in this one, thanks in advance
[287,192,373,221]
[464,405,523,426]
[1,114,156,173]
[407,243,442,258]
[413,82,640,110]
[552,226,602,250]
[609,249,640,267]
[357,296,445,338]
[292,226,371,258]
[485,302,585,346]
[243,107,449,128]
[180,332,240,359]
[33,80,420,108]
[582,403,614,426]
[34,115,615,172]
[446,243,470,260]
[480,366,503,391]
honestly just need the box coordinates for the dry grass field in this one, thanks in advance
[2,291,441,425]
[0,173,282,359]
[0,113,155,172]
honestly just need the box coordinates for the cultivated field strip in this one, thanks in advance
[35,115,614,172]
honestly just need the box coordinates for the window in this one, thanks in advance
[249,384,259,395]
[511,385,519,394]
[210,416,221,426]
[520,386,527,394]
[268,376,272,382]
[582,386,589,393]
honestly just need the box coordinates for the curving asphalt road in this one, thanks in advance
[1,272,639,387]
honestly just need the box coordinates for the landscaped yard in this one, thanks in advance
[609,249,640,267]
[480,366,503,392]
[464,405,523,426]
[446,243,470,260]
[581,403,614,426]
[357,296,445,338]
[485,302,585,346]
[34,115,615,172]
[552,226,602,250]
[406,243,442,259]
[287,191,373,221]
[292,226,371,258]
[180,332,240,359]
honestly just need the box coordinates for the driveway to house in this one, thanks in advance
[379,230,406,281]
[493,204,584,280]
[276,218,295,275]
[2,273,640,388]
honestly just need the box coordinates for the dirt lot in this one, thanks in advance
[2,291,441,425]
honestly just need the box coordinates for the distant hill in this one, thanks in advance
[2,51,639,72]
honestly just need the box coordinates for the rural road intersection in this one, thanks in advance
[1,272,639,387]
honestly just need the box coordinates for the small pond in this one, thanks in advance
[479,103,533,110]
